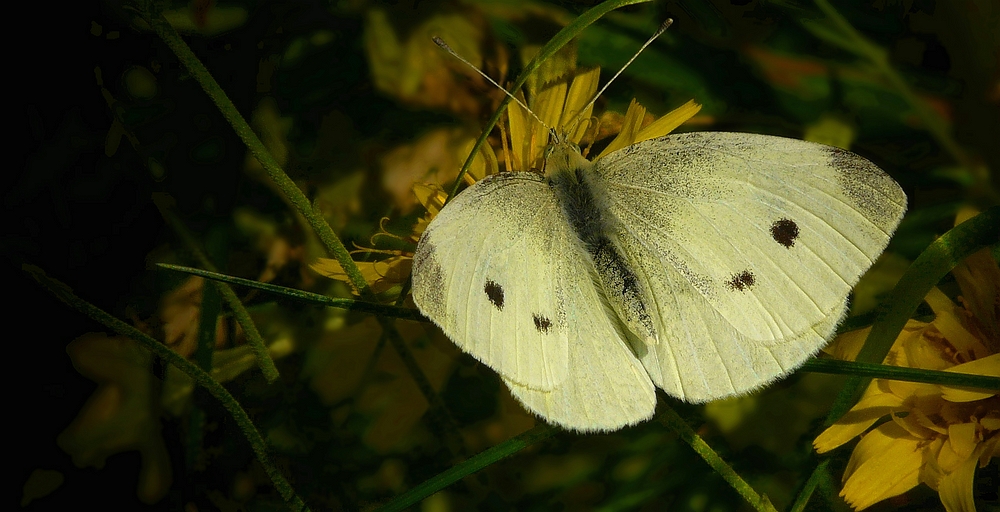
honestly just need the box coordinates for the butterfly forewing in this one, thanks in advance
[412,172,573,391]
[589,132,905,400]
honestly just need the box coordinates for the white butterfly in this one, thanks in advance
[411,131,906,432]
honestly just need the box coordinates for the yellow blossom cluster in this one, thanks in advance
[816,234,999,511]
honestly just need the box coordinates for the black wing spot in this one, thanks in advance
[533,314,552,333]
[484,280,504,310]
[770,218,800,248]
[726,270,756,292]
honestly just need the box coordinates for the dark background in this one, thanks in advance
[10,0,997,509]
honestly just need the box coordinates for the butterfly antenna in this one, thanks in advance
[432,36,553,132]
[576,18,674,123]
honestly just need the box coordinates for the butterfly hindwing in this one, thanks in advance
[504,261,658,431]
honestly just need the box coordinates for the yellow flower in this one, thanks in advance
[418,42,702,210]
[504,47,701,174]
[814,209,1000,511]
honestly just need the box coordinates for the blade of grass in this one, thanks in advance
[377,425,557,512]
[157,264,423,321]
[24,264,309,512]
[789,459,831,512]
[658,406,777,512]
[800,358,999,390]
[153,195,280,382]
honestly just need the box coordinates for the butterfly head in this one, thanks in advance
[543,138,589,177]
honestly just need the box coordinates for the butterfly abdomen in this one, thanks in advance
[550,165,658,345]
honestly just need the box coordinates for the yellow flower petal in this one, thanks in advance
[458,136,499,185]
[919,437,948,490]
[596,99,647,159]
[941,353,1000,402]
[507,94,537,172]
[947,422,978,462]
[634,99,703,142]
[813,392,905,453]
[840,421,923,510]
[892,408,940,438]
[925,287,992,361]
[937,448,979,512]
[412,182,448,217]
[897,325,951,372]
[910,405,949,435]
[823,327,871,360]
[537,82,567,129]
[507,52,599,171]
[310,256,412,295]
[936,429,971,474]
[981,411,1000,431]
[560,67,600,143]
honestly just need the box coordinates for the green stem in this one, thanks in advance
[658,406,777,512]
[378,425,556,512]
[157,264,423,320]
[789,459,830,512]
[153,197,280,382]
[24,264,309,511]
[800,358,999,390]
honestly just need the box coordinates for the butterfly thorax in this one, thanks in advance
[545,142,659,348]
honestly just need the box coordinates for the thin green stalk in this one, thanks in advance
[658,406,777,512]
[800,358,999,390]
[24,265,309,511]
[187,264,221,469]
[153,196,280,382]
[789,459,830,512]
[378,425,557,512]
[157,264,423,320]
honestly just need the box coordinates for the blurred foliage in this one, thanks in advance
[15,0,998,511]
